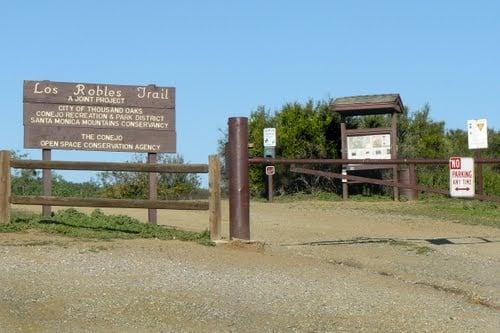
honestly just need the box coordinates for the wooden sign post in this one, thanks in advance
[0,151,11,224]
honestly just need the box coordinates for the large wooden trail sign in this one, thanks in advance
[23,80,176,152]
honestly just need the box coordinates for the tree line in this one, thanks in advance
[218,100,499,197]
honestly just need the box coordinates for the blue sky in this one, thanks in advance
[1,1,498,183]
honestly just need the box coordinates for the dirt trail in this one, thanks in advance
[3,201,499,332]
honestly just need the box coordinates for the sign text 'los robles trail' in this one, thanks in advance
[23,80,176,153]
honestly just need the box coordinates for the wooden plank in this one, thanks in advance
[249,158,500,165]
[346,164,393,171]
[10,195,209,210]
[24,126,176,153]
[345,127,392,136]
[42,149,52,218]
[11,160,209,173]
[23,81,175,109]
[208,155,222,240]
[0,151,11,224]
[148,153,158,225]
[24,102,174,131]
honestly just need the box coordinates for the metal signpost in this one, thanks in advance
[23,80,176,223]
[263,128,276,201]
[265,165,275,202]
[467,119,488,195]
[449,157,475,198]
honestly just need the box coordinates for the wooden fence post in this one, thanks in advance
[0,151,11,224]
[209,154,221,240]
[148,152,158,225]
[42,149,52,217]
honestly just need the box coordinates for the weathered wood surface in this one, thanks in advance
[10,196,209,211]
[249,158,500,165]
[11,160,209,173]
[345,127,392,136]
[23,103,175,131]
[24,81,175,109]
[148,153,158,225]
[42,149,52,218]
[0,151,11,224]
[208,155,221,240]
[24,126,176,152]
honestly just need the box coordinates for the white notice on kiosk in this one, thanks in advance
[449,157,475,198]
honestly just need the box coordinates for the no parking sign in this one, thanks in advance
[449,157,475,198]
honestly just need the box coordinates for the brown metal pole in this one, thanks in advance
[148,152,157,224]
[228,117,250,240]
[340,115,348,200]
[0,151,11,224]
[474,150,484,195]
[42,149,52,217]
[267,174,274,202]
[391,112,399,201]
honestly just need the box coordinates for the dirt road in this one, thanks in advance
[1,200,499,332]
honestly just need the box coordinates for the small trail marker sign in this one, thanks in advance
[265,165,275,176]
[467,119,488,149]
[263,128,276,147]
[449,157,475,198]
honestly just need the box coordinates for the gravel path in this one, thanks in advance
[2,201,499,332]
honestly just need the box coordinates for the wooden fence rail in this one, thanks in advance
[249,157,500,165]
[250,157,500,203]
[11,160,209,173]
[0,150,222,240]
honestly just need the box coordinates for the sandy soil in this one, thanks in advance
[1,200,499,332]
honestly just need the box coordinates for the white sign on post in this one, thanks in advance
[449,157,475,198]
[263,128,276,147]
[468,119,488,149]
[265,165,275,176]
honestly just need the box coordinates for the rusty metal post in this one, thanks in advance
[148,152,158,224]
[340,115,348,200]
[0,151,11,224]
[474,151,484,195]
[42,149,52,217]
[408,163,418,200]
[267,173,274,202]
[228,117,250,240]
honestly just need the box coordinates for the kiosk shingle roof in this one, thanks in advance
[331,94,403,116]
